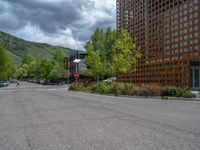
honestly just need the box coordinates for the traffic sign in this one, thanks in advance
[73,72,79,78]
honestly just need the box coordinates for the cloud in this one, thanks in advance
[0,0,116,50]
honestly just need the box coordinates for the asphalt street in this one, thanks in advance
[0,82,200,150]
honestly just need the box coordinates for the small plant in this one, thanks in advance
[123,83,136,95]
[68,82,84,91]
[92,82,111,94]
[182,90,193,98]
[109,82,125,96]
[161,86,192,98]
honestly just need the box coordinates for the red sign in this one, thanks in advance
[73,72,79,78]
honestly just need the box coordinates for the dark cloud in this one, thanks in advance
[0,0,116,49]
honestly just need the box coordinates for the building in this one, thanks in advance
[66,51,88,82]
[116,0,200,90]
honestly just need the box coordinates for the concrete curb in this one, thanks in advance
[68,90,200,102]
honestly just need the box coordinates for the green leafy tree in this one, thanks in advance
[49,49,67,79]
[84,27,116,78]
[112,29,141,80]
[82,42,104,82]
[50,64,67,79]
[0,45,13,80]
[53,49,65,67]
[103,27,116,76]
[15,64,29,78]
[16,54,56,79]
[22,54,35,65]
[104,27,116,59]
[91,28,105,51]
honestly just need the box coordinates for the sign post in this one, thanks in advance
[73,59,81,84]
[74,72,79,84]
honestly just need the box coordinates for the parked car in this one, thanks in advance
[102,77,117,82]
[9,79,17,84]
[0,80,9,87]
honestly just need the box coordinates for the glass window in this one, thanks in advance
[184,22,187,28]
[194,39,198,44]
[184,41,188,46]
[194,32,199,38]
[189,33,193,38]
[194,69,199,88]
[194,6,199,11]
[194,19,198,24]
[189,14,193,19]
[189,20,193,25]
[194,25,198,31]
[194,45,199,50]
[180,24,183,29]
[184,10,187,15]
[184,4,187,9]
[184,29,187,34]
[194,12,198,18]
[184,16,187,21]
[189,7,193,13]
[184,35,188,40]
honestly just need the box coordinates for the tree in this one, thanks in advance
[84,27,116,79]
[50,49,67,80]
[104,27,116,60]
[16,55,56,79]
[82,42,104,82]
[0,45,13,80]
[53,49,65,67]
[112,29,141,80]
[91,27,105,51]
[50,64,67,79]
[103,27,116,76]
[22,54,35,65]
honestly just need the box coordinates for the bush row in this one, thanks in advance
[161,86,192,98]
[69,82,192,98]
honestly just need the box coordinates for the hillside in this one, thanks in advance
[0,31,77,63]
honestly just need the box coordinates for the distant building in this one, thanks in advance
[116,0,200,90]
[66,51,88,82]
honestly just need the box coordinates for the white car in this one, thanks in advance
[103,77,117,82]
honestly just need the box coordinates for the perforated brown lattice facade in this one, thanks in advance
[117,0,200,88]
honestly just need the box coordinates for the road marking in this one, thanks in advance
[0,87,68,93]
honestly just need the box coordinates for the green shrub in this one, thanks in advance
[182,90,193,98]
[92,82,111,94]
[91,82,136,96]
[68,82,93,91]
[110,82,125,96]
[69,82,84,91]
[123,83,136,95]
[161,86,192,98]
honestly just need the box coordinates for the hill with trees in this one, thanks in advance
[0,31,76,63]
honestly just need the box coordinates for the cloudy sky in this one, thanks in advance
[0,0,116,50]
